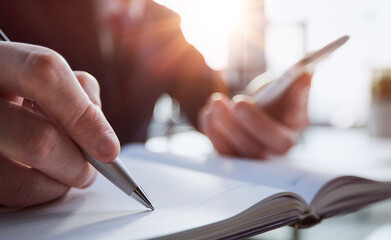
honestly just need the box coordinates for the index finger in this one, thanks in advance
[0,42,120,162]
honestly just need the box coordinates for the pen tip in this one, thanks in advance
[131,186,154,210]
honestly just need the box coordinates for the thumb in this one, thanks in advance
[266,72,312,130]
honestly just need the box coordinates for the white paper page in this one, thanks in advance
[0,156,283,240]
[123,144,336,203]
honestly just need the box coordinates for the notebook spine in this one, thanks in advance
[295,211,321,229]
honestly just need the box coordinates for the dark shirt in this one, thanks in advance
[0,0,223,143]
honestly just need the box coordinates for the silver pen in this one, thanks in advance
[82,151,154,210]
[0,28,154,210]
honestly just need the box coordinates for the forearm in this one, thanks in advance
[166,44,228,128]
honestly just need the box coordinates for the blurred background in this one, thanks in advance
[144,4,391,238]
[149,0,391,138]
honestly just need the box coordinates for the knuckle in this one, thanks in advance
[67,103,102,136]
[24,121,59,165]
[24,48,66,91]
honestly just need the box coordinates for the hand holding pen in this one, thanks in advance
[0,30,153,210]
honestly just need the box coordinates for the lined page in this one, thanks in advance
[0,156,283,240]
[123,144,337,203]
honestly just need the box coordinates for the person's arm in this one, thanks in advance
[3,0,309,161]
[128,1,311,158]
[0,42,120,207]
[106,0,228,131]
[130,0,229,127]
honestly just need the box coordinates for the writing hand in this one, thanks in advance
[0,42,120,207]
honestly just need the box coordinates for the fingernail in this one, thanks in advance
[232,94,246,103]
[99,132,120,159]
[235,106,250,120]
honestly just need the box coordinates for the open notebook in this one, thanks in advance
[1,144,391,240]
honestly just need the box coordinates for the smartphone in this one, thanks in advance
[245,35,350,107]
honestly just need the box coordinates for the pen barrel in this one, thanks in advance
[82,152,138,195]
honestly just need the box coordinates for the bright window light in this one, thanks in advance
[154,0,243,70]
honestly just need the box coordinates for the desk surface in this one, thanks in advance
[146,126,391,240]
